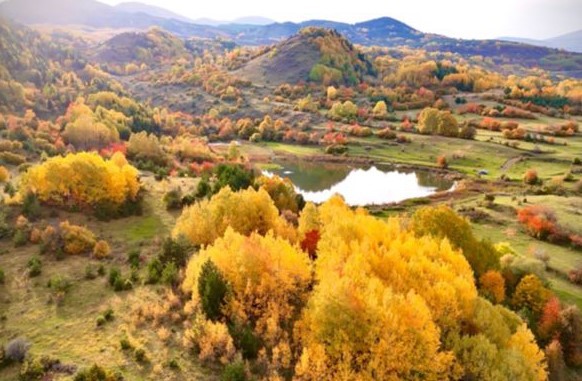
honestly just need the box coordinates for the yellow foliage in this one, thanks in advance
[197,320,236,365]
[93,240,111,259]
[0,165,9,183]
[21,152,140,209]
[173,187,294,247]
[183,228,312,348]
[255,175,299,213]
[512,274,551,316]
[59,221,96,255]
[509,325,548,381]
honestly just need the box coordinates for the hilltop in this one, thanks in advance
[235,27,375,86]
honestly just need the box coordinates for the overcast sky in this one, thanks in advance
[96,0,582,40]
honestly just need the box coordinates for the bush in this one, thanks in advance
[119,339,133,351]
[108,267,121,287]
[47,275,72,297]
[60,221,96,256]
[0,268,4,284]
[134,348,148,363]
[95,316,106,327]
[127,249,141,269]
[159,236,191,267]
[27,257,42,277]
[198,260,229,321]
[18,356,45,380]
[92,240,111,259]
[13,229,28,247]
[145,258,163,284]
[523,169,539,185]
[163,188,183,210]
[4,337,30,362]
[161,263,178,286]
[221,360,247,381]
[73,364,123,381]
[22,192,41,221]
[436,155,448,169]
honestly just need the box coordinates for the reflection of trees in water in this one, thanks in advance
[272,162,453,192]
[273,162,352,192]
[414,170,453,190]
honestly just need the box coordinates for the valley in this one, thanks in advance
[0,1,581,380]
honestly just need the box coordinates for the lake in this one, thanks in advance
[263,161,455,206]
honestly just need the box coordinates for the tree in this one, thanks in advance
[372,101,388,119]
[437,111,459,137]
[183,229,312,351]
[479,270,506,304]
[198,260,229,321]
[410,205,500,277]
[255,175,299,213]
[524,169,539,185]
[173,187,293,247]
[417,107,440,135]
[512,274,551,317]
[21,152,140,213]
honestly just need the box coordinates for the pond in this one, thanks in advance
[263,161,455,206]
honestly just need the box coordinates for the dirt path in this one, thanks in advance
[501,156,522,172]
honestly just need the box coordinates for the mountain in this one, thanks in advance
[114,2,194,23]
[501,29,582,54]
[235,27,375,86]
[1,0,581,76]
[232,16,275,26]
[546,30,582,53]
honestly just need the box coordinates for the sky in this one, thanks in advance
[96,0,582,40]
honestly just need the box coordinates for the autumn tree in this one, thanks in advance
[479,270,506,304]
[173,187,294,247]
[372,101,388,119]
[255,175,300,213]
[410,205,500,277]
[183,229,312,356]
[512,274,551,317]
[418,107,440,135]
[21,152,140,213]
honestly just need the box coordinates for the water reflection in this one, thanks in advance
[264,162,454,206]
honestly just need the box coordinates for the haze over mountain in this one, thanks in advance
[502,29,582,54]
[114,2,195,23]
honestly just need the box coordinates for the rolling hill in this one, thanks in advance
[114,2,195,23]
[235,27,375,86]
[1,0,582,76]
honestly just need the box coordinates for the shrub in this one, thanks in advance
[4,337,30,362]
[0,268,4,284]
[95,316,106,327]
[22,192,41,220]
[73,364,122,381]
[85,265,97,280]
[108,267,121,287]
[18,356,46,380]
[161,263,178,286]
[377,128,396,140]
[127,249,141,269]
[198,260,229,321]
[221,360,247,381]
[436,155,448,169]
[198,320,236,365]
[523,169,539,185]
[47,275,72,303]
[27,257,42,277]
[92,240,111,259]
[0,165,9,183]
[163,188,183,210]
[13,229,28,247]
[60,221,97,256]
[119,339,133,351]
[134,348,148,363]
[145,258,163,284]
[159,236,191,267]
